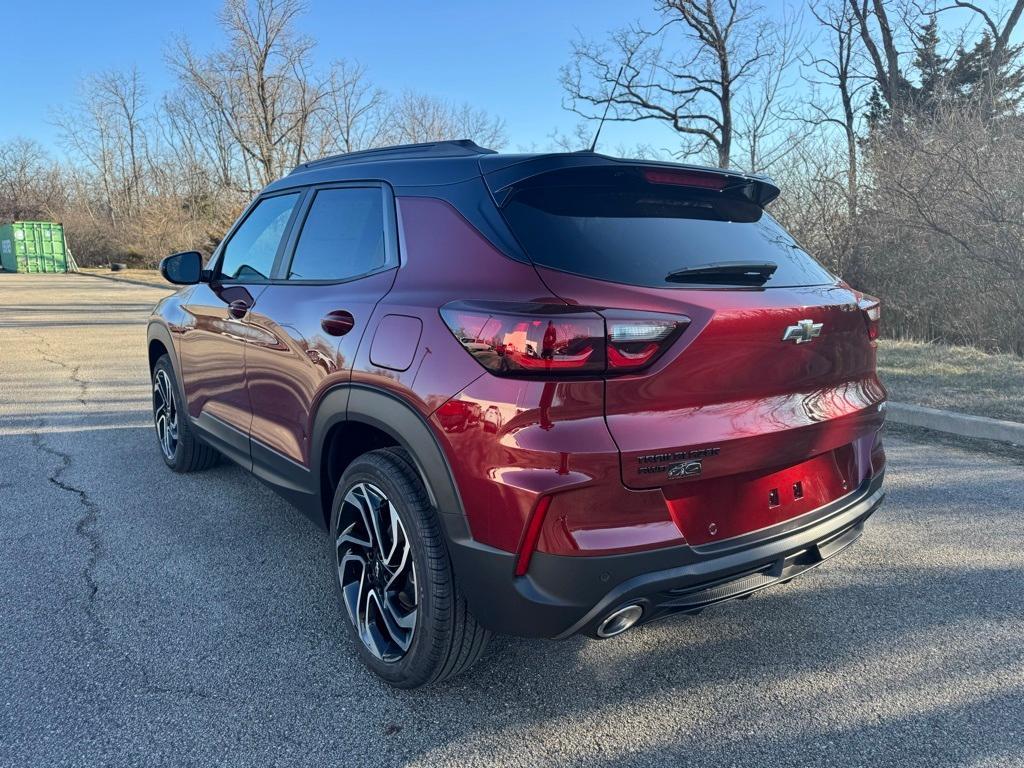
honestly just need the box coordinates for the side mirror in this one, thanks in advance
[160,251,206,285]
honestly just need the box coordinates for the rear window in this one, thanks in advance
[499,167,836,289]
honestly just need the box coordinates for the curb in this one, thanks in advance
[72,271,172,291]
[887,402,1024,446]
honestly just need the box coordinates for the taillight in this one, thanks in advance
[440,301,689,377]
[604,311,686,372]
[440,301,605,375]
[858,296,881,341]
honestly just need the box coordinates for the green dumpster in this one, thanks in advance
[0,221,69,273]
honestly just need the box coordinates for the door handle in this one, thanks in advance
[321,310,355,336]
[228,299,250,319]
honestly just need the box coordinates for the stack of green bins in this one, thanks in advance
[0,221,69,273]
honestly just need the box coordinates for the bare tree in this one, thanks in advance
[546,121,593,151]
[101,69,147,215]
[386,92,507,148]
[55,67,150,226]
[859,104,1024,351]
[733,6,805,172]
[770,136,858,275]
[562,0,780,167]
[45,0,511,268]
[939,0,1024,60]
[846,0,913,116]
[169,0,328,192]
[313,60,391,154]
[163,86,241,192]
[0,138,63,221]
[804,1,866,217]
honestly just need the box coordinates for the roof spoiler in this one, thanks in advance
[479,152,781,208]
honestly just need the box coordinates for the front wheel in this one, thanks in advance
[151,355,219,472]
[330,448,490,688]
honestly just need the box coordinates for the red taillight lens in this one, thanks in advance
[441,302,689,377]
[440,302,605,375]
[858,297,881,341]
[643,168,729,190]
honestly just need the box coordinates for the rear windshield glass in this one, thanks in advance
[500,167,836,289]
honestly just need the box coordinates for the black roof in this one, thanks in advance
[290,139,497,174]
[267,139,780,205]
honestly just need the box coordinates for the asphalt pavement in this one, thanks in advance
[1,272,1022,767]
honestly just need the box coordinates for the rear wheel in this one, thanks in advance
[330,448,490,688]
[151,355,218,472]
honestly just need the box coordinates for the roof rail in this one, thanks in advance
[291,139,497,174]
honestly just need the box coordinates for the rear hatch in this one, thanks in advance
[486,156,886,546]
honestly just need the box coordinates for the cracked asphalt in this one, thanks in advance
[1,272,1023,768]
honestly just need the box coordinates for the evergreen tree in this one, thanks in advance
[865,86,891,133]
[912,15,948,112]
[948,33,1024,118]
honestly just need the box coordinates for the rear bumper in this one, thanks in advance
[447,471,885,638]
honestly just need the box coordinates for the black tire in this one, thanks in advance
[330,447,490,688]
[151,355,219,473]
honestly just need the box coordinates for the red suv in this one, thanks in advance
[148,141,886,688]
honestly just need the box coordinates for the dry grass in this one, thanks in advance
[878,340,1024,423]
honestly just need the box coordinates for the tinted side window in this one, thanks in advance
[219,193,300,282]
[287,188,386,281]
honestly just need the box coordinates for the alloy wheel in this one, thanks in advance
[335,482,418,662]
[153,369,179,461]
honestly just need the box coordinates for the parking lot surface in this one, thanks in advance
[2,272,1022,767]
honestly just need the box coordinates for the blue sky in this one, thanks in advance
[3,1,1012,158]
[4,0,671,155]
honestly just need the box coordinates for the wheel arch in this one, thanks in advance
[314,386,511,638]
[147,321,177,367]
[312,385,472,543]
[148,338,168,373]
[146,321,189,405]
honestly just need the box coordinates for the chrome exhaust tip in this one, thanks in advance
[596,604,643,638]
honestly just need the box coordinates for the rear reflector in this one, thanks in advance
[515,495,553,576]
[440,301,689,377]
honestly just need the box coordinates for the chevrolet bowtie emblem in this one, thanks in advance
[782,319,823,344]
